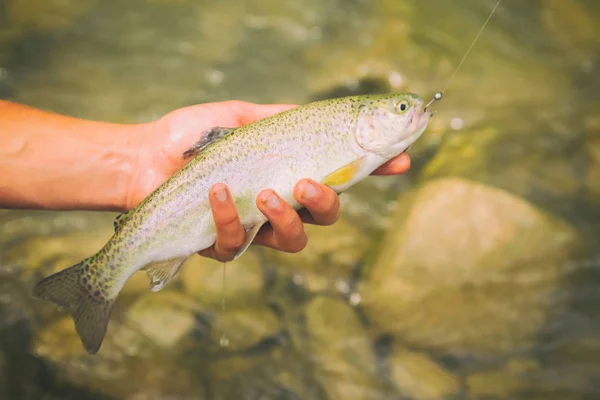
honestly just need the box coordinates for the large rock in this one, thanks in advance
[359,177,578,357]
[304,296,386,399]
[391,345,460,400]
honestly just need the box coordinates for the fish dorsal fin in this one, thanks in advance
[113,211,131,232]
[233,219,267,261]
[322,157,367,193]
[183,127,235,158]
[143,257,188,292]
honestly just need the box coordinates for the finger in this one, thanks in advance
[201,183,247,262]
[371,152,411,175]
[293,179,340,226]
[254,189,307,253]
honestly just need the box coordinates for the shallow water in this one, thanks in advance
[1,0,600,399]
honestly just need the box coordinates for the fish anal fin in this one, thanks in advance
[322,158,367,192]
[183,127,235,159]
[144,257,188,292]
[233,220,267,261]
[32,259,115,355]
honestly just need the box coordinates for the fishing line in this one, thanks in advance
[425,0,502,110]
[219,261,229,347]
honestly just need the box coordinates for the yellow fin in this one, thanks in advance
[322,158,365,188]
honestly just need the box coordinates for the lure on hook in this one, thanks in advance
[424,91,443,111]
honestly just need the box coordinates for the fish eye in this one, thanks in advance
[393,99,410,113]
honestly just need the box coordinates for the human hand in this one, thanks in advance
[126,100,411,261]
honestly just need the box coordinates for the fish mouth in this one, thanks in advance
[407,103,431,132]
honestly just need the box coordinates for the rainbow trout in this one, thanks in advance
[33,93,432,354]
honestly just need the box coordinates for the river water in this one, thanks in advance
[1,0,599,399]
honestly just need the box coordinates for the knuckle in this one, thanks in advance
[282,213,302,233]
[220,231,246,252]
[215,213,239,226]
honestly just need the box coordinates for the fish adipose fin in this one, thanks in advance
[32,259,115,355]
[144,257,188,292]
[233,219,267,260]
[182,127,235,158]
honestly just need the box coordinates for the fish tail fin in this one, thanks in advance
[32,258,115,354]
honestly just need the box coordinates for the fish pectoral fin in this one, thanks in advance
[182,127,235,159]
[113,210,131,232]
[233,219,267,261]
[144,257,188,292]
[322,157,367,192]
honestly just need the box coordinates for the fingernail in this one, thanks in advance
[261,191,280,209]
[301,180,317,200]
[214,184,228,202]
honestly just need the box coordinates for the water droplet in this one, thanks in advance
[335,279,350,294]
[450,117,464,130]
[388,72,403,88]
[219,334,230,348]
[292,274,304,286]
[349,293,361,306]
[207,70,225,86]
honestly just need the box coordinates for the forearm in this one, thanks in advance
[0,100,143,212]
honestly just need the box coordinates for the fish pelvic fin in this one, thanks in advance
[32,259,115,355]
[144,256,188,292]
[232,219,267,261]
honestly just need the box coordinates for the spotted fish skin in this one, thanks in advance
[32,92,432,354]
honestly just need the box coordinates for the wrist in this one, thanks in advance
[0,101,149,212]
[89,122,146,213]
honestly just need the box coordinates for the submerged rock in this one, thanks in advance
[207,342,320,400]
[359,177,578,358]
[6,0,89,31]
[181,249,265,307]
[211,306,281,352]
[586,128,600,201]
[126,291,198,350]
[391,345,460,400]
[305,296,386,399]
[421,119,587,217]
[4,227,112,278]
[264,217,368,294]
[466,358,539,398]
[33,310,203,399]
[0,348,5,398]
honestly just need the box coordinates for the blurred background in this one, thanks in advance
[1,0,599,399]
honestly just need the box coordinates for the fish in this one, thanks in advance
[32,92,432,354]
